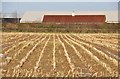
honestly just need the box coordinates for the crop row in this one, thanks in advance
[2,33,118,77]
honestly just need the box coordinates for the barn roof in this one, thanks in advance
[20,11,118,23]
[43,15,106,24]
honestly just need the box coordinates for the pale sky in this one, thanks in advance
[2,2,118,14]
[1,0,120,2]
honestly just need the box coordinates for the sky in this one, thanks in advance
[2,2,118,13]
[1,0,120,2]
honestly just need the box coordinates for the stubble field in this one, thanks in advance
[1,32,119,77]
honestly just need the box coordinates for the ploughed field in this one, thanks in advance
[1,32,119,77]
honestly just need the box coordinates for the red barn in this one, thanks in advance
[42,15,106,24]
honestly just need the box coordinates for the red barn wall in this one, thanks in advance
[42,15,106,24]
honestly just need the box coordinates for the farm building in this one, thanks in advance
[42,15,106,24]
[2,18,21,23]
[0,13,21,23]
[20,11,118,23]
